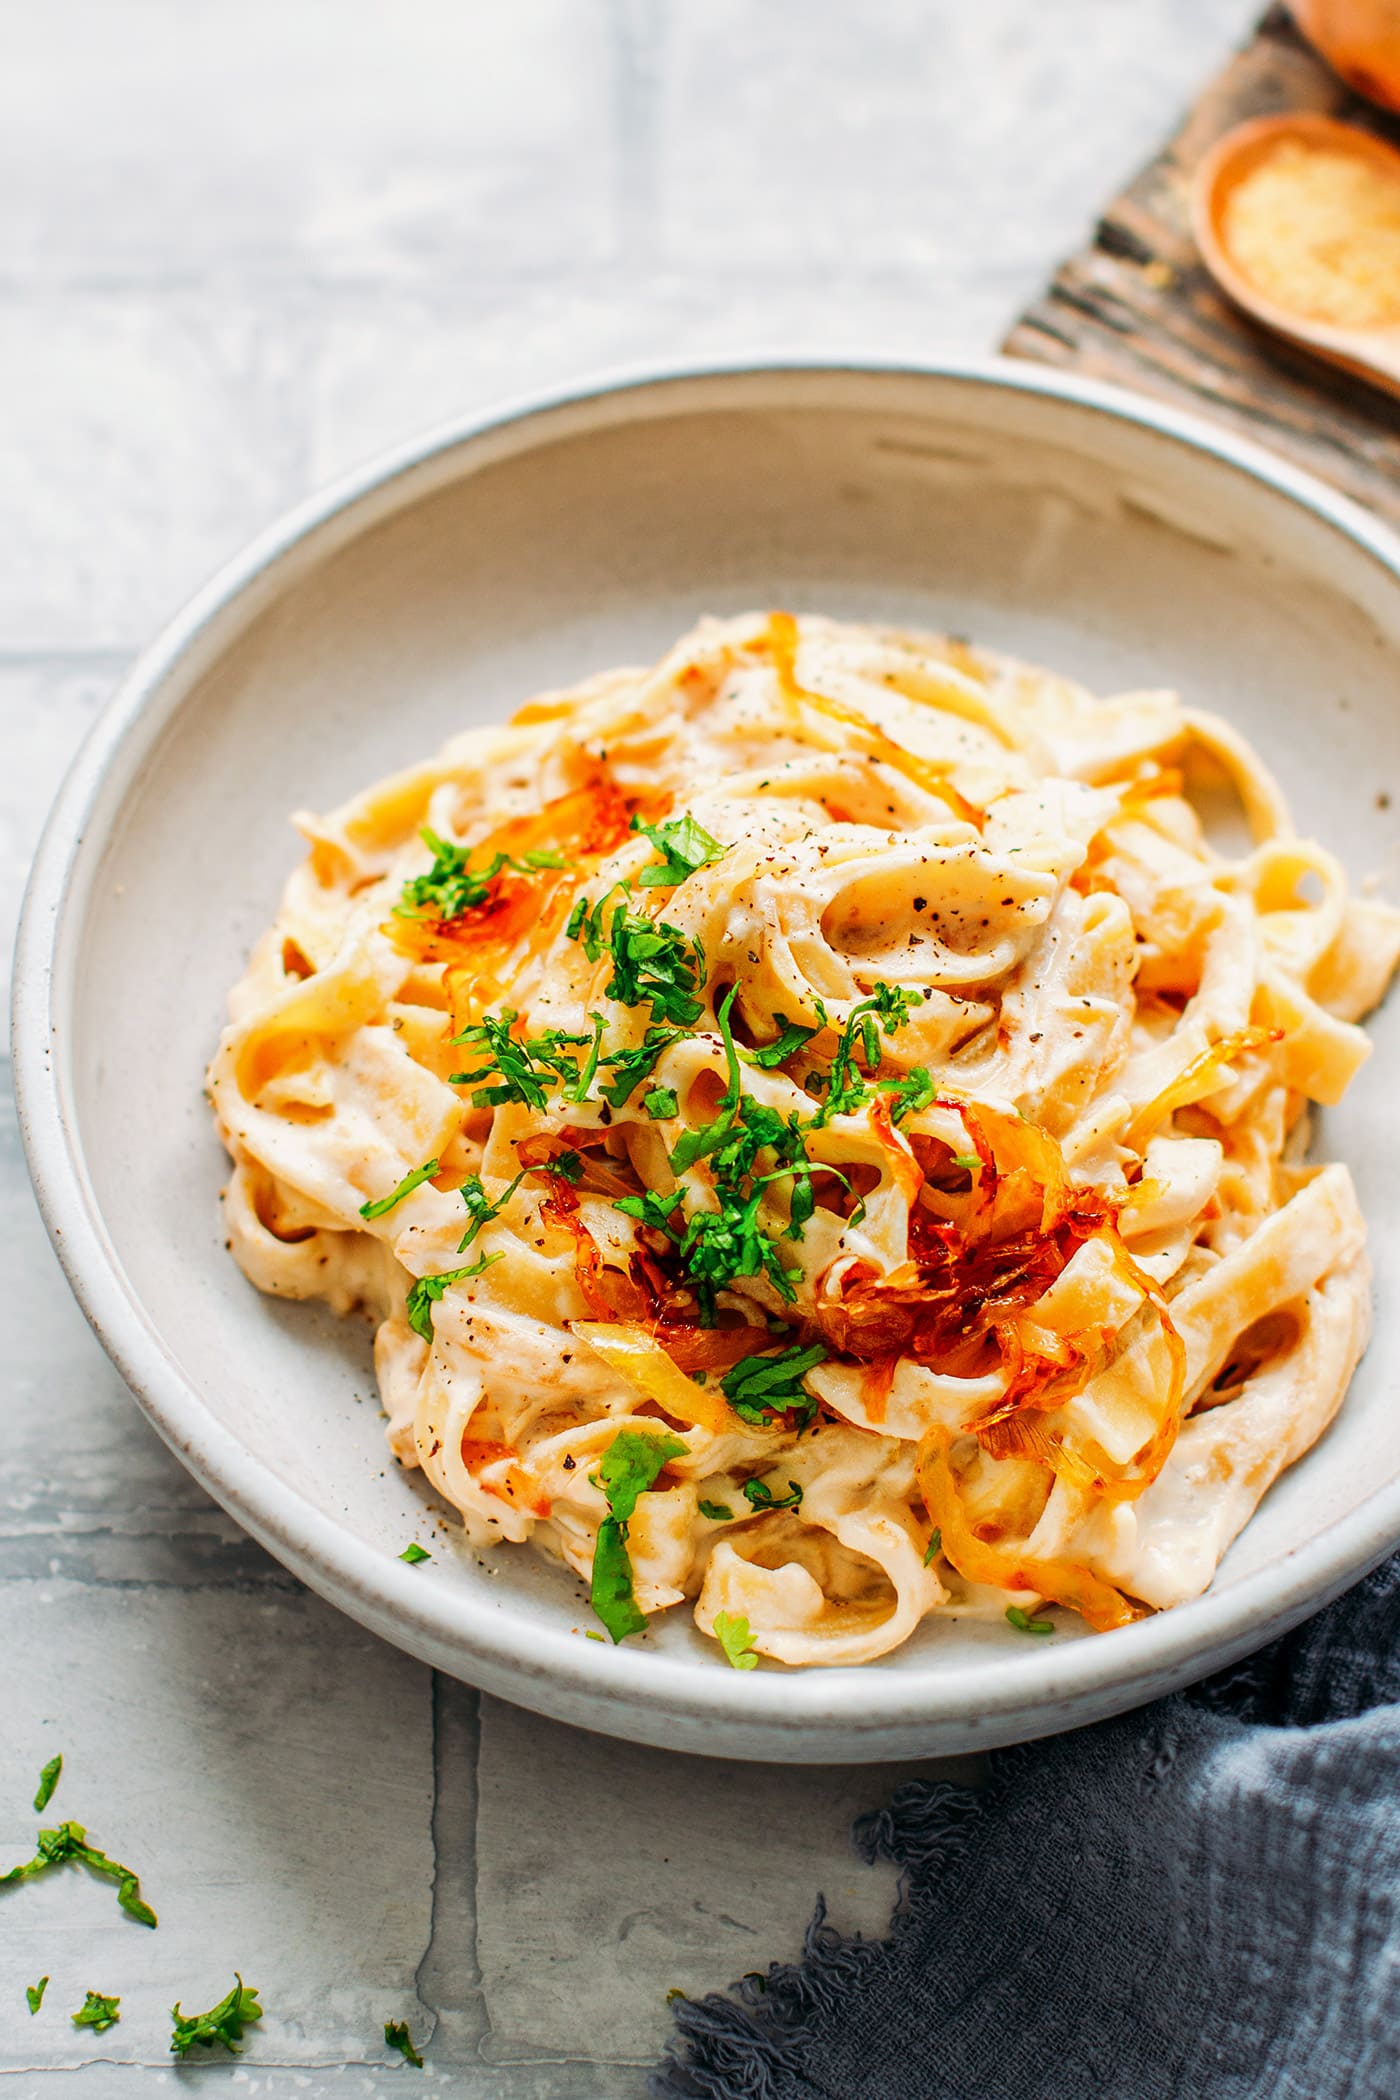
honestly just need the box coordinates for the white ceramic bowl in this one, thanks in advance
[15,360,1400,1762]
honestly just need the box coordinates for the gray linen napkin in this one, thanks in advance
[654,1555,1400,2099]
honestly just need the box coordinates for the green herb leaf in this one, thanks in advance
[449,1011,595,1110]
[643,1087,679,1120]
[72,1990,120,2033]
[32,1755,62,1813]
[26,1976,48,2014]
[405,1253,504,1342]
[568,1013,607,1105]
[602,903,706,1026]
[360,1159,440,1221]
[631,811,725,888]
[720,1343,828,1428]
[456,1170,524,1252]
[399,1543,431,1565]
[566,890,610,961]
[1,1820,157,1927]
[384,2018,424,2068]
[1005,1605,1055,1636]
[951,1152,982,1171]
[591,1522,647,1643]
[713,1612,759,1670]
[697,1499,733,1522]
[550,1149,585,1184]
[599,1024,685,1108]
[923,1527,943,1566]
[588,1430,688,1642]
[170,1976,263,2058]
[810,982,925,1127]
[592,1429,689,1526]
[741,1476,804,1513]
[881,1067,938,1125]
[395,830,569,924]
[741,1014,821,1070]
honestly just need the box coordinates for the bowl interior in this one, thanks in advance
[38,366,1400,1755]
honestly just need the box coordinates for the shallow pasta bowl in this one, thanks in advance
[14,359,1400,1762]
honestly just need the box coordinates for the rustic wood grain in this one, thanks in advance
[1005,5,1400,527]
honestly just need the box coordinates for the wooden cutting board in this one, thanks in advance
[1004,3,1400,528]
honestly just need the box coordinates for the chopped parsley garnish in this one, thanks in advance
[565,890,610,961]
[33,1755,62,1813]
[714,1612,759,1670]
[600,1024,685,1108]
[630,810,725,888]
[741,1013,822,1070]
[616,1183,800,1323]
[360,1158,439,1221]
[399,1543,432,1565]
[550,1149,585,1184]
[644,1086,678,1120]
[923,1527,943,1566]
[1005,1605,1055,1636]
[449,1012,593,1110]
[26,1976,48,2014]
[951,1152,982,1172]
[741,1476,804,1513]
[881,1066,938,1125]
[697,1500,733,1522]
[170,1976,263,2057]
[72,1990,120,2033]
[602,904,706,1026]
[395,829,569,924]
[810,982,925,1127]
[720,1344,828,1429]
[384,2018,424,2067]
[589,1430,687,1643]
[1,1820,157,1927]
[456,1170,524,1252]
[405,1253,503,1341]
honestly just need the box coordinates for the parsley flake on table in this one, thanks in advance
[72,1990,120,2033]
[1005,1605,1055,1636]
[405,1252,503,1342]
[720,1343,828,1429]
[0,1820,157,1927]
[630,810,725,888]
[384,2018,424,2067]
[359,1158,439,1220]
[714,1612,759,1670]
[26,1976,48,2014]
[588,1429,687,1642]
[32,1755,62,1812]
[399,1543,432,1565]
[741,1476,804,1513]
[169,1975,263,2057]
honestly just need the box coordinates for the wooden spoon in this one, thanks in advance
[1193,111,1400,399]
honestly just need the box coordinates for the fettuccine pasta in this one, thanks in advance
[209,612,1400,1667]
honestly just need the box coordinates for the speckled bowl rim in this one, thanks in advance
[14,355,1400,1759]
